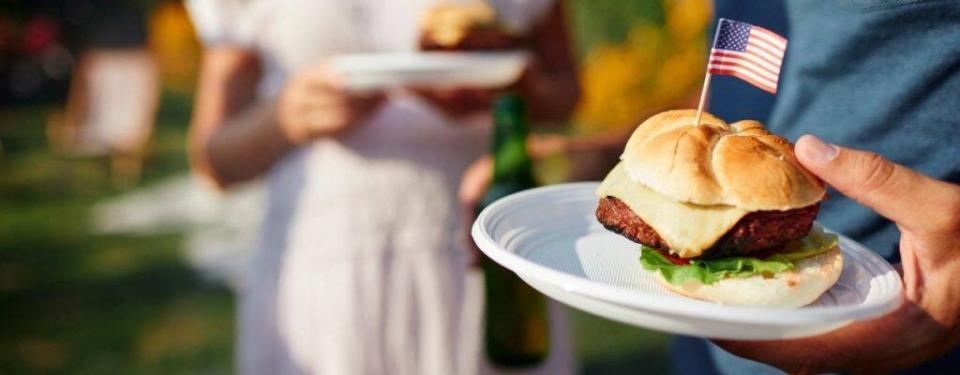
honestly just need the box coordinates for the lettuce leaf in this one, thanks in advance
[639,225,839,285]
[640,249,793,285]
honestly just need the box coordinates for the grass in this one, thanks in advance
[564,0,666,59]
[572,310,672,374]
[0,94,235,374]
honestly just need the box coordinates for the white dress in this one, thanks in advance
[186,1,574,374]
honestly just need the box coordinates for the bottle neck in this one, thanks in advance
[491,135,534,184]
[491,100,535,185]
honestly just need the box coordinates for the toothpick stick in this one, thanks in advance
[696,19,724,126]
[694,73,712,126]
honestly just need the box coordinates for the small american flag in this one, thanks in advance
[707,18,787,94]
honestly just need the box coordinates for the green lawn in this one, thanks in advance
[0,93,671,374]
[0,95,234,374]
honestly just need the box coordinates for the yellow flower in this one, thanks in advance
[574,15,709,133]
[665,0,712,43]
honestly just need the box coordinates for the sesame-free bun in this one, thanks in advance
[660,246,843,307]
[419,2,519,50]
[620,110,826,211]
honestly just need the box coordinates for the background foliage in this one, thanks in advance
[571,0,711,132]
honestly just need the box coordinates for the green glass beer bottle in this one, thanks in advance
[477,94,550,367]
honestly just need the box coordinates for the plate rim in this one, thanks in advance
[520,272,853,340]
[328,51,531,91]
[328,51,530,72]
[472,182,904,326]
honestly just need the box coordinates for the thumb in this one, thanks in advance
[794,135,960,232]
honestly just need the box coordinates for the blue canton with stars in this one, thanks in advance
[714,19,751,52]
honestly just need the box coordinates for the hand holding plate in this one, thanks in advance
[277,64,385,144]
[716,135,960,373]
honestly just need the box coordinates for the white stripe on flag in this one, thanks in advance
[708,61,779,85]
[750,29,787,49]
[749,37,785,57]
[709,56,779,81]
[744,45,785,66]
[713,50,782,73]
[752,27,787,44]
[708,69,777,93]
[713,50,782,70]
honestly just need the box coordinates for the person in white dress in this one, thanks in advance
[185,0,580,374]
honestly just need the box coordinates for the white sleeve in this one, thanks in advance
[185,0,274,47]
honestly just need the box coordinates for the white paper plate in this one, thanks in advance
[327,51,528,92]
[472,182,903,340]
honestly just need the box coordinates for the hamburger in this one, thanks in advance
[596,110,842,307]
[419,2,521,51]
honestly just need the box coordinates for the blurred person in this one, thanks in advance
[665,1,960,373]
[185,0,579,374]
[48,0,159,186]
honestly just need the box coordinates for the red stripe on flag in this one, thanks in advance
[709,55,779,78]
[712,50,781,70]
[751,26,787,46]
[708,68,778,93]
[708,61,778,83]
[747,41,785,59]
[749,39,785,58]
[742,47,784,69]
[708,62,778,87]
[751,34,787,53]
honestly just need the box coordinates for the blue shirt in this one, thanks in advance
[769,0,960,261]
[679,1,960,373]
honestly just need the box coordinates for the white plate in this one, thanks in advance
[327,51,529,92]
[472,182,903,340]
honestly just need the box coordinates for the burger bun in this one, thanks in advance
[659,246,843,307]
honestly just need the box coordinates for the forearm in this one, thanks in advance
[522,66,580,124]
[521,1,580,124]
[189,101,297,188]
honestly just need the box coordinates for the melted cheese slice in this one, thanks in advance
[596,163,749,258]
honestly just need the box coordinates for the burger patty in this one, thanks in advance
[596,197,820,259]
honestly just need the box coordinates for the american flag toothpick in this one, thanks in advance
[695,18,788,125]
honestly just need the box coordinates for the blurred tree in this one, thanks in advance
[564,0,665,59]
[568,0,711,133]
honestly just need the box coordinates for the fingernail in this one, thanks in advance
[799,135,839,165]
